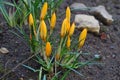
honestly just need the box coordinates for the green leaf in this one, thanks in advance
[42,75,47,80]
[22,64,39,72]
[39,67,43,80]
[0,1,15,7]
[51,71,61,80]
[68,67,84,77]
[60,70,70,80]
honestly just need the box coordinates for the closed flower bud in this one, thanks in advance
[55,53,60,61]
[40,20,47,42]
[40,2,48,20]
[50,12,56,29]
[68,22,75,36]
[61,18,67,38]
[66,36,71,49]
[28,13,34,26]
[78,28,87,48]
[66,20,70,33]
[45,42,52,57]
[66,6,71,22]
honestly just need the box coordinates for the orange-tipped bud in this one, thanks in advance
[50,12,56,29]
[68,22,75,37]
[78,28,87,48]
[66,6,71,22]
[55,53,60,61]
[40,20,47,42]
[40,2,48,20]
[45,42,52,57]
[28,13,34,26]
[66,36,71,49]
[60,18,67,38]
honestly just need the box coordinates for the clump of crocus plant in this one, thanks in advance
[26,2,97,80]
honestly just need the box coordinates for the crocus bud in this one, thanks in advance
[50,12,56,29]
[78,28,87,48]
[40,20,47,42]
[60,18,67,38]
[28,13,34,26]
[40,2,48,20]
[66,36,71,49]
[45,42,52,57]
[68,22,75,37]
[55,53,60,61]
[66,6,71,22]
[66,20,70,33]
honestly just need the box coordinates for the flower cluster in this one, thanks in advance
[28,2,88,79]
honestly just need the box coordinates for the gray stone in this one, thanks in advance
[90,5,113,25]
[75,14,100,33]
[70,3,88,10]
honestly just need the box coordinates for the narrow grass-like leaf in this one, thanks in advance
[60,70,70,80]
[68,67,84,77]
[39,67,42,80]
[0,1,15,7]
[51,71,61,80]
[42,75,47,80]
[22,64,39,72]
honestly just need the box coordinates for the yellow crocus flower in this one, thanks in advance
[68,22,75,37]
[40,2,48,20]
[40,20,47,42]
[78,28,87,48]
[50,12,56,29]
[45,42,52,57]
[61,18,67,38]
[66,6,71,22]
[28,13,34,26]
[66,36,71,49]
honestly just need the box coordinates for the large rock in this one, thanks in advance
[70,3,88,10]
[90,5,113,25]
[75,14,100,33]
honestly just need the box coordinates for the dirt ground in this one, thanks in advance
[0,0,120,80]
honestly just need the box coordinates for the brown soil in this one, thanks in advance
[0,0,120,80]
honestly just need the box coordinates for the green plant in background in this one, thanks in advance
[0,0,63,27]
[0,0,27,27]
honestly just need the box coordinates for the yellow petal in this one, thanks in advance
[40,2,48,20]
[66,36,71,49]
[66,20,70,33]
[66,6,71,22]
[45,42,52,57]
[78,28,87,48]
[40,20,47,41]
[28,13,34,26]
[60,18,67,38]
[50,12,56,29]
[69,22,75,36]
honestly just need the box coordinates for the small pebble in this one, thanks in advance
[0,47,9,54]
